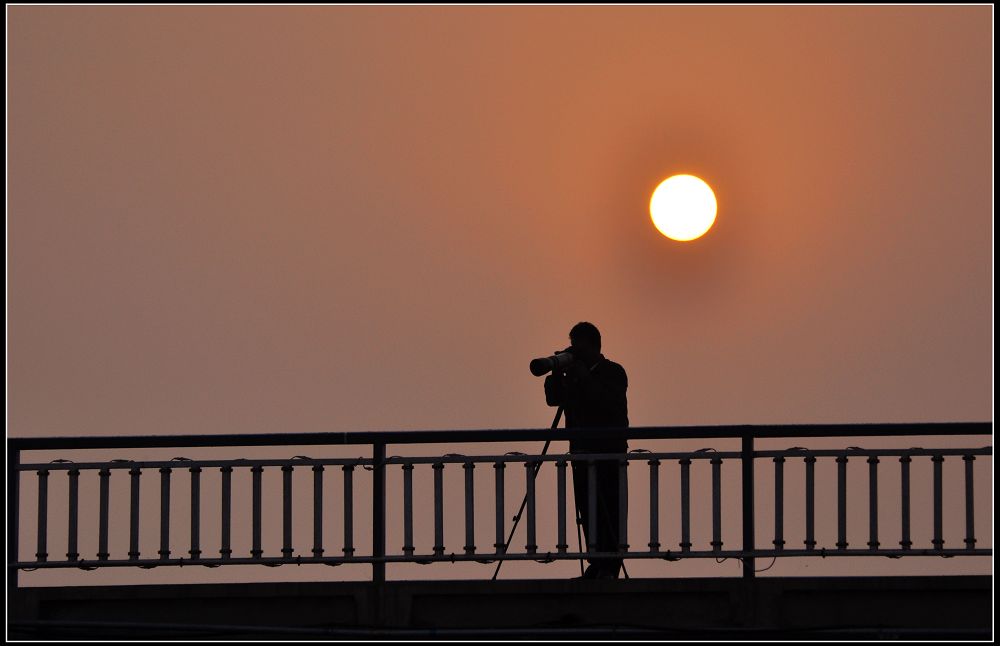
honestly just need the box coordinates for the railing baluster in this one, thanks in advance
[493,461,505,555]
[313,464,324,558]
[129,467,141,560]
[372,443,386,584]
[35,470,49,563]
[402,463,414,556]
[371,442,386,586]
[900,453,912,549]
[281,464,294,558]
[159,467,171,560]
[190,466,201,560]
[220,466,232,560]
[587,460,598,552]
[867,455,879,551]
[66,469,79,562]
[963,455,976,550]
[464,461,476,555]
[618,458,628,552]
[8,447,20,621]
[836,455,848,550]
[741,433,755,579]
[525,460,537,554]
[556,459,567,553]
[711,457,722,552]
[98,468,110,561]
[679,458,691,553]
[932,454,944,550]
[648,459,660,552]
[251,465,263,559]
[342,464,355,557]
[432,462,444,556]
[804,455,816,551]
[773,457,785,551]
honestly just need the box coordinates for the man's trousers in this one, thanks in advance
[571,455,628,575]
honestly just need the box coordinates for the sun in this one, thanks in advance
[649,175,717,241]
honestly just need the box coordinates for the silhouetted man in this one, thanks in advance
[544,322,628,579]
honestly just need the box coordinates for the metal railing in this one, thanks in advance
[8,422,992,603]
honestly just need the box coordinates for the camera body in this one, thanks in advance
[529,348,575,377]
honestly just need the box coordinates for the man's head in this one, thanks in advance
[569,321,602,365]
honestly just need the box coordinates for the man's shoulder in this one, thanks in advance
[598,358,627,377]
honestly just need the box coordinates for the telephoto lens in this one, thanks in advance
[529,350,575,376]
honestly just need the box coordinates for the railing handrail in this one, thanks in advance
[7,421,992,451]
[14,446,994,472]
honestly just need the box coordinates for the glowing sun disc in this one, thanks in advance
[649,175,717,241]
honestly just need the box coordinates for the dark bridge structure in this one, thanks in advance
[8,422,993,639]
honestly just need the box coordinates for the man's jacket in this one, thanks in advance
[544,356,629,454]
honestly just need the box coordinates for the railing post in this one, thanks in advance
[525,460,537,554]
[836,454,848,550]
[679,458,691,553]
[129,467,142,560]
[648,459,660,552]
[867,455,879,551]
[159,467,172,560]
[493,461,505,555]
[741,431,755,579]
[711,457,722,553]
[282,464,294,558]
[190,466,201,560]
[432,461,445,556]
[932,454,944,550]
[251,465,263,560]
[67,469,80,562]
[963,455,976,550]
[464,461,476,555]
[899,453,912,550]
[220,466,232,560]
[313,464,325,558]
[402,463,414,557]
[773,456,785,551]
[343,464,355,558]
[556,459,568,553]
[804,455,816,551]
[8,445,20,624]
[98,468,111,561]
[35,469,49,563]
[373,443,386,583]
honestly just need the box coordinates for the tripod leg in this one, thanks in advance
[491,407,562,581]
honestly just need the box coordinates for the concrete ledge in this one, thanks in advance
[10,575,993,640]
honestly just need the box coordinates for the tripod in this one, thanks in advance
[492,407,586,580]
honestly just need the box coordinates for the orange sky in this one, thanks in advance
[9,5,992,437]
[7,6,992,585]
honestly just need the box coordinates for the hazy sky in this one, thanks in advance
[7,6,992,585]
[9,5,992,437]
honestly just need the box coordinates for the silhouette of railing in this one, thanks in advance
[8,422,991,606]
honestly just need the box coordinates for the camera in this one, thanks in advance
[529,348,575,377]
